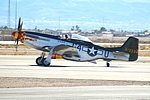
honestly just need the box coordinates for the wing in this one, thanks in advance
[53,45,97,63]
[53,45,78,57]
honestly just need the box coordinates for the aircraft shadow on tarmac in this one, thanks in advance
[30,65,70,67]
[30,65,124,68]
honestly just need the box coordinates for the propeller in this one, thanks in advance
[12,17,23,51]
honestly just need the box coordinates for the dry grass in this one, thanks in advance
[139,45,150,50]
[0,44,41,55]
[0,44,150,56]
[0,44,30,48]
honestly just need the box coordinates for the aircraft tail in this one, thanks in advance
[120,37,139,61]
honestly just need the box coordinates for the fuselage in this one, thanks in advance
[23,31,129,62]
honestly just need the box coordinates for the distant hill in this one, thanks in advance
[0,0,150,31]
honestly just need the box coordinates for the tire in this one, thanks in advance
[36,57,43,66]
[42,58,50,66]
[107,62,110,67]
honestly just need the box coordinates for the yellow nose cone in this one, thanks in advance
[12,32,19,39]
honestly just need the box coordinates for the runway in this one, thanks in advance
[0,56,150,81]
[0,86,150,100]
[0,56,150,100]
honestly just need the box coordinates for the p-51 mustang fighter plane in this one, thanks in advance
[12,18,139,67]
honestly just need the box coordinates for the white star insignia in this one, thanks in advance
[89,46,97,55]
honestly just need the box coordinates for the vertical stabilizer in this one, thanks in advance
[120,37,139,61]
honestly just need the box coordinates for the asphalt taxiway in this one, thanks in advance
[0,86,150,100]
[0,56,150,100]
[0,56,150,81]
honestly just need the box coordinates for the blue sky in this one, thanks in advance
[0,0,150,31]
[16,0,150,2]
[123,0,150,3]
[52,0,150,3]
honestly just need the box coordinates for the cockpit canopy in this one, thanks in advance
[59,34,92,43]
[71,34,92,42]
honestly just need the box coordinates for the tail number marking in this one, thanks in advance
[125,48,138,54]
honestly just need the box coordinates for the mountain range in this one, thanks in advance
[0,0,150,31]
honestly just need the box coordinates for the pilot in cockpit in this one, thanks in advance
[58,34,70,40]
[65,34,69,39]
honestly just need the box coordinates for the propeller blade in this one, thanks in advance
[16,38,19,51]
[18,17,21,31]
[19,22,23,32]
[15,17,23,51]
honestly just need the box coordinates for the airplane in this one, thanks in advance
[12,18,139,67]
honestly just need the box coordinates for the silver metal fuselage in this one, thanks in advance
[24,31,129,62]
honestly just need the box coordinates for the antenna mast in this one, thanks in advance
[15,0,17,30]
[59,16,60,35]
[8,0,10,28]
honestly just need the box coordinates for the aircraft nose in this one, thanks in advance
[12,31,25,43]
[12,31,19,39]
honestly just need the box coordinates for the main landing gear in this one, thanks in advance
[36,48,54,66]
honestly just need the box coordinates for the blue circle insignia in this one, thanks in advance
[87,46,97,56]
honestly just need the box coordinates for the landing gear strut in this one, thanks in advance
[36,48,54,66]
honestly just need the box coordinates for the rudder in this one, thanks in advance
[120,37,139,61]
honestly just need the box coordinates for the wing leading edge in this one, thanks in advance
[53,45,80,60]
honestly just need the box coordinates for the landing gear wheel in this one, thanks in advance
[42,58,50,66]
[107,62,110,67]
[36,57,43,66]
